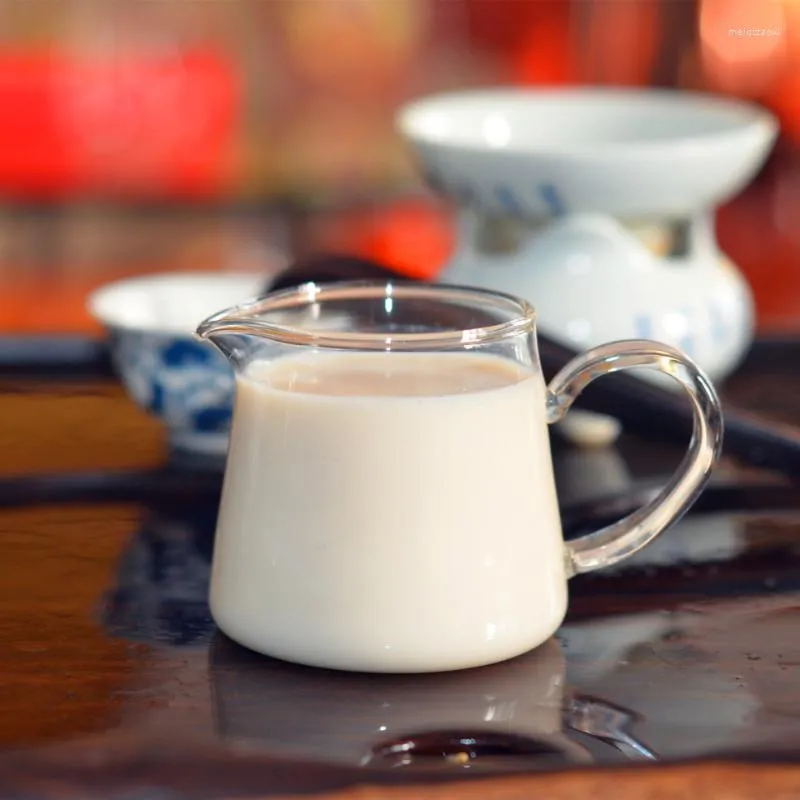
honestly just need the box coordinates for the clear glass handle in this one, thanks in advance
[546,339,724,576]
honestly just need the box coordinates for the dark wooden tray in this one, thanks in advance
[2,336,800,798]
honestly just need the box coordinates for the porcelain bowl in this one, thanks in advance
[88,272,264,457]
[397,88,778,218]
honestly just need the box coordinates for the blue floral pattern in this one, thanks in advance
[113,329,235,441]
[423,166,568,218]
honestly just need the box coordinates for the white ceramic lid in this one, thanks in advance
[397,88,778,218]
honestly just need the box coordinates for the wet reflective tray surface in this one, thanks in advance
[2,342,800,798]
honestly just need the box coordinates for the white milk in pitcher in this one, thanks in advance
[210,350,567,672]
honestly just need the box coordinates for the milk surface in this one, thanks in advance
[211,350,567,672]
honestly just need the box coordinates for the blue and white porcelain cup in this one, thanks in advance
[88,272,265,457]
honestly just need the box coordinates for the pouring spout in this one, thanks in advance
[195,317,254,343]
[195,309,267,366]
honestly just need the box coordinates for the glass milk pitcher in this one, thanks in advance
[197,281,722,673]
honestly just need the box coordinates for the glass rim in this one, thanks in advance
[196,280,537,351]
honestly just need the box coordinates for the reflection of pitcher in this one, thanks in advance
[209,635,655,770]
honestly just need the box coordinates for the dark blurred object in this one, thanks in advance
[268,252,413,293]
[0,335,111,377]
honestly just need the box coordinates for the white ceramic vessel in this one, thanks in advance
[398,88,778,442]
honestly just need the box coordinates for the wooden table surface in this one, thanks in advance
[2,344,800,798]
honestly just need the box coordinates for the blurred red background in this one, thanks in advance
[0,0,796,335]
